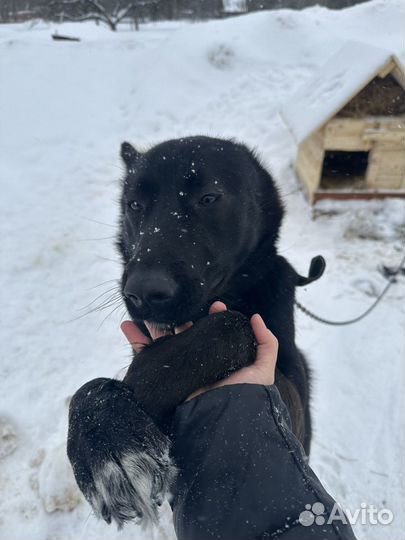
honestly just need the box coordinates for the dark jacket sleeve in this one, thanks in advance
[171,384,356,540]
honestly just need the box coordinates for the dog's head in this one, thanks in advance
[118,136,283,326]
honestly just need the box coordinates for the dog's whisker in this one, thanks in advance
[80,217,118,229]
[98,303,125,328]
[83,293,121,313]
[119,308,128,324]
[61,303,118,324]
[87,279,120,291]
[91,296,122,314]
[83,509,95,526]
[79,236,117,242]
[73,294,123,321]
[80,287,121,310]
[95,255,122,263]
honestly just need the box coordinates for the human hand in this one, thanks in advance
[120,302,278,401]
[120,302,223,352]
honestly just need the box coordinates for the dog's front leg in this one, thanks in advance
[67,377,177,529]
[124,310,256,429]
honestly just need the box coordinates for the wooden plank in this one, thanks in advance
[371,117,405,129]
[378,59,395,79]
[362,129,404,143]
[371,176,404,189]
[296,150,322,198]
[379,152,405,174]
[296,131,324,200]
[301,131,324,165]
[313,190,405,203]
[367,142,405,189]
[362,118,405,142]
[366,147,379,186]
[324,117,405,149]
[391,59,405,89]
[324,118,371,151]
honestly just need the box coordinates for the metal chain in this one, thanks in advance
[295,252,405,326]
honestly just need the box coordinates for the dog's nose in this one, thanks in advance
[124,271,178,309]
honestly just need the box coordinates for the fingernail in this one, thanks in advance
[252,313,265,325]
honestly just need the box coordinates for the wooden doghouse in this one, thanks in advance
[281,41,405,203]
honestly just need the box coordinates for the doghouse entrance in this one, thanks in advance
[320,151,369,190]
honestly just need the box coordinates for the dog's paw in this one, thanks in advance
[67,378,177,529]
[90,447,175,527]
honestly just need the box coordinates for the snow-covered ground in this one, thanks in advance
[0,1,404,538]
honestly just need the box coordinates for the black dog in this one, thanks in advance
[67,136,325,528]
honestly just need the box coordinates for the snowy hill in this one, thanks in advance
[0,1,404,539]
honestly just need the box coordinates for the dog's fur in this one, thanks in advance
[67,136,325,529]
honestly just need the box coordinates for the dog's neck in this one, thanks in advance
[219,243,297,345]
[222,253,307,395]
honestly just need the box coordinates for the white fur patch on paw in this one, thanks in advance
[89,449,177,529]
[38,444,82,513]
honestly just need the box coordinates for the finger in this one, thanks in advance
[174,321,193,334]
[121,321,150,353]
[250,314,275,345]
[144,321,171,341]
[250,314,278,369]
[185,385,211,402]
[209,301,227,315]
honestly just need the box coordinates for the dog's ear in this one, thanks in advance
[121,142,140,170]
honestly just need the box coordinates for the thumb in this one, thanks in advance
[250,314,278,372]
[121,320,150,353]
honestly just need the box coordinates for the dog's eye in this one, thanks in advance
[198,194,221,207]
[128,200,143,211]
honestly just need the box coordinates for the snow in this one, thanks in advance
[0,1,404,539]
[38,444,82,514]
[281,41,403,144]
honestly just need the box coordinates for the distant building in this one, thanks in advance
[281,42,405,203]
[223,0,247,13]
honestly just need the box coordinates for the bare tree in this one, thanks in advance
[0,0,373,24]
[46,0,154,30]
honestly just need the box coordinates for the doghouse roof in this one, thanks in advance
[281,41,405,144]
